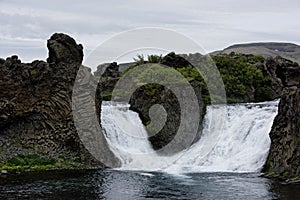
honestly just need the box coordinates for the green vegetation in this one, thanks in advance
[29,69,38,80]
[212,53,272,102]
[131,53,271,103]
[102,52,273,104]
[0,154,87,173]
[102,91,112,101]
[133,54,146,65]
[147,54,163,63]
[133,54,162,64]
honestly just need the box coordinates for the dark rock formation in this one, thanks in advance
[94,62,120,78]
[263,86,300,180]
[47,33,83,64]
[160,52,191,68]
[0,33,113,167]
[129,80,204,153]
[129,84,181,150]
[94,54,205,152]
[95,62,122,101]
[261,56,300,180]
[263,57,300,98]
[126,55,205,153]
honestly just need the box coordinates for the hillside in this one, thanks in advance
[213,42,300,64]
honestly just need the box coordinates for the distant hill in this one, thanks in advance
[212,42,300,64]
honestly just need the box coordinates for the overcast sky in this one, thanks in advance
[1,0,300,65]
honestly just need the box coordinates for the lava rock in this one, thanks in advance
[0,33,109,167]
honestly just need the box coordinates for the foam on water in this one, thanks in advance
[101,101,278,174]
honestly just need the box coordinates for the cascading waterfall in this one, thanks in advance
[101,101,278,174]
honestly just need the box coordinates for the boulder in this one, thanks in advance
[47,33,83,64]
[160,52,191,68]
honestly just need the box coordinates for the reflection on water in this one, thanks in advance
[0,170,299,199]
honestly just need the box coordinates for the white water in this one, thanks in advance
[101,101,278,174]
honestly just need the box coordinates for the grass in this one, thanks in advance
[0,154,88,173]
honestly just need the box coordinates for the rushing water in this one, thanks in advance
[2,100,299,199]
[101,101,278,173]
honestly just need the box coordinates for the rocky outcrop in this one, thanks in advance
[94,62,120,78]
[95,62,121,101]
[129,84,181,151]
[125,54,205,152]
[47,33,83,64]
[129,80,204,153]
[261,56,300,181]
[0,33,108,167]
[263,56,300,97]
[160,52,191,68]
[263,86,300,180]
[94,53,205,152]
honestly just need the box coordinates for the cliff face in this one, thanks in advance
[263,57,300,97]
[0,33,103,166]
[263,86,300,179]
[261,56,300,180]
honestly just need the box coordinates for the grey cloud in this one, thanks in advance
[0,0,299,62]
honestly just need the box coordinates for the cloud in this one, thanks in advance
[0,0,299,62]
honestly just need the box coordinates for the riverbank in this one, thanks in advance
[0,154,93,174]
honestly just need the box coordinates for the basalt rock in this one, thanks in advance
[264,56,300,98]
[160,52,191,68]
[0,33,117,167]
[261,57,300,180]
[95,62,122,101]
[263,86,300,180]
[129,81,204,154]
[94,62,120,78]
[47,33,83,64]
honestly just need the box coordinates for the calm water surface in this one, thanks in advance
[0,170,299,199]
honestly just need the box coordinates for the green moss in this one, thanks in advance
[282,171,290,177]
[264,172,280,178]
[30,69,37,77]
[288,176,300,183]
[6,154,56,166]
[0,154,87,173]
[102,92,112,101]
[202,95,211,105]
[261,154,271,173]
[94,76,101,80]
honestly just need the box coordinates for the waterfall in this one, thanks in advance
[101,101,278,173]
